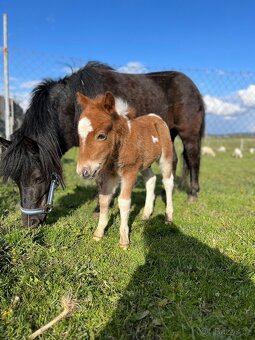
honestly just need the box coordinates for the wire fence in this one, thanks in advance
[1,47,255,138]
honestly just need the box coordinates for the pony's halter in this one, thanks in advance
[20,173,65,216]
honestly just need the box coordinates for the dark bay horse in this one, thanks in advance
[0,61,204,228]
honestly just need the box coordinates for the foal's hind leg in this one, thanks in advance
[141,168,156,220]
[93,173,119,241]
[159,155,174,224]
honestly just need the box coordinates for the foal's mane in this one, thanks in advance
[0,61,114,182]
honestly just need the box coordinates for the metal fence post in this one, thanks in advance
[3,13,10,140]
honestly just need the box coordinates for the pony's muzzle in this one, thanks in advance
[81,166,99,179]
[82,167,90,179]
[22,213,46,228]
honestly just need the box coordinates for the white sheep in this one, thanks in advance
[232,148,243,158]
[217,146,226,152]
[249,147,255,154]
[202,146,216,157]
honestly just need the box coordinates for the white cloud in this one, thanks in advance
[204,94,245,117]
[11,92,31,111]
[118,62,147,74]
[238,84,255,107]
[20,80,41,89]
[10,76,18,82]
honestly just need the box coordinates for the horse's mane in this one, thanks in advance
[0,61,114,182]
[1,80,63,182]
[68,61,114,124]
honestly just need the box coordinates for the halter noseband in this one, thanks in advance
[20,173,65,216]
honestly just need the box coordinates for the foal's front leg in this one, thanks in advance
[118,171,137,249]
[93,173,119,241]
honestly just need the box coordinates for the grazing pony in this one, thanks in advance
[76,92,174,248]
[0,61,204,228]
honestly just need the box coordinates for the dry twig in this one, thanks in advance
[29,294,79,339]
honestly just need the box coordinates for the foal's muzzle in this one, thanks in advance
[81,167,99,180]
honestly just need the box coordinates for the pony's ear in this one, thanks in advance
[23,136,39,154]
[76,92,90,108]
[0,137,11,150]
[103,92,115,112]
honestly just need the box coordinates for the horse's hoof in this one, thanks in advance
[165,218,172,225]
[119,243,129,250]
[93,235,102,241]
[188,194,197,202]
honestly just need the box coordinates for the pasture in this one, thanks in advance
[0,136,255,339]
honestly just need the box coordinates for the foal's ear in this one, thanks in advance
[0,137,11,149]
[23,136,40,154]
[76,92,90,108]
[103,92,115,112]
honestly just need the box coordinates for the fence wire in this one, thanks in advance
[0,47,255,138]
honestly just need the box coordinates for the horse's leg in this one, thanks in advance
[93,173,119,241]
[170,129,178,177]
[180,148,189,190]
[159,155,174,224]
[118,171,137,249]
[141,167,156,220]
[182,137,201,201]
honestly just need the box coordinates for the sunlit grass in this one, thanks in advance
[0,137,255,339]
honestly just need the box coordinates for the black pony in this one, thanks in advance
[0,61,204,227]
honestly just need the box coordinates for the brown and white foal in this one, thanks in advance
[76,91,174,248]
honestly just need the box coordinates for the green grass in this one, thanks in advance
[0,137,255,339]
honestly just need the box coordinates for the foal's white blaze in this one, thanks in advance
[127,120,131,131]
[152,136,159,143]
[78,117,93,140]
[115,97,129,117]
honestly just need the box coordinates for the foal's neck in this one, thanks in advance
[106,117,130,171]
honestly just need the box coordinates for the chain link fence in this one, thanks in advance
[1,47,255,138]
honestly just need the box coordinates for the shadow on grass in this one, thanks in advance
[46,184,97,225]
[0,237,12,275]
[104,173,188,235]
[0,236,17,300]
[99,218,255,339]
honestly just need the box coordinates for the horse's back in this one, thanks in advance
[102,69,204,133]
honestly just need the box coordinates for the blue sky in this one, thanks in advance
[0,0,255,134]
[1,0,255,71]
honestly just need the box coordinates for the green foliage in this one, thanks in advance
[0,139,255,339]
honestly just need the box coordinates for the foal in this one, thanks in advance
[76,91,174,248]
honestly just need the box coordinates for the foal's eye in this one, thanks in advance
[96,133,107,141]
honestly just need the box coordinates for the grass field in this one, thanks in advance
[0,137,255,339]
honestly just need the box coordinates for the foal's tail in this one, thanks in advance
[154,118,173,165]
